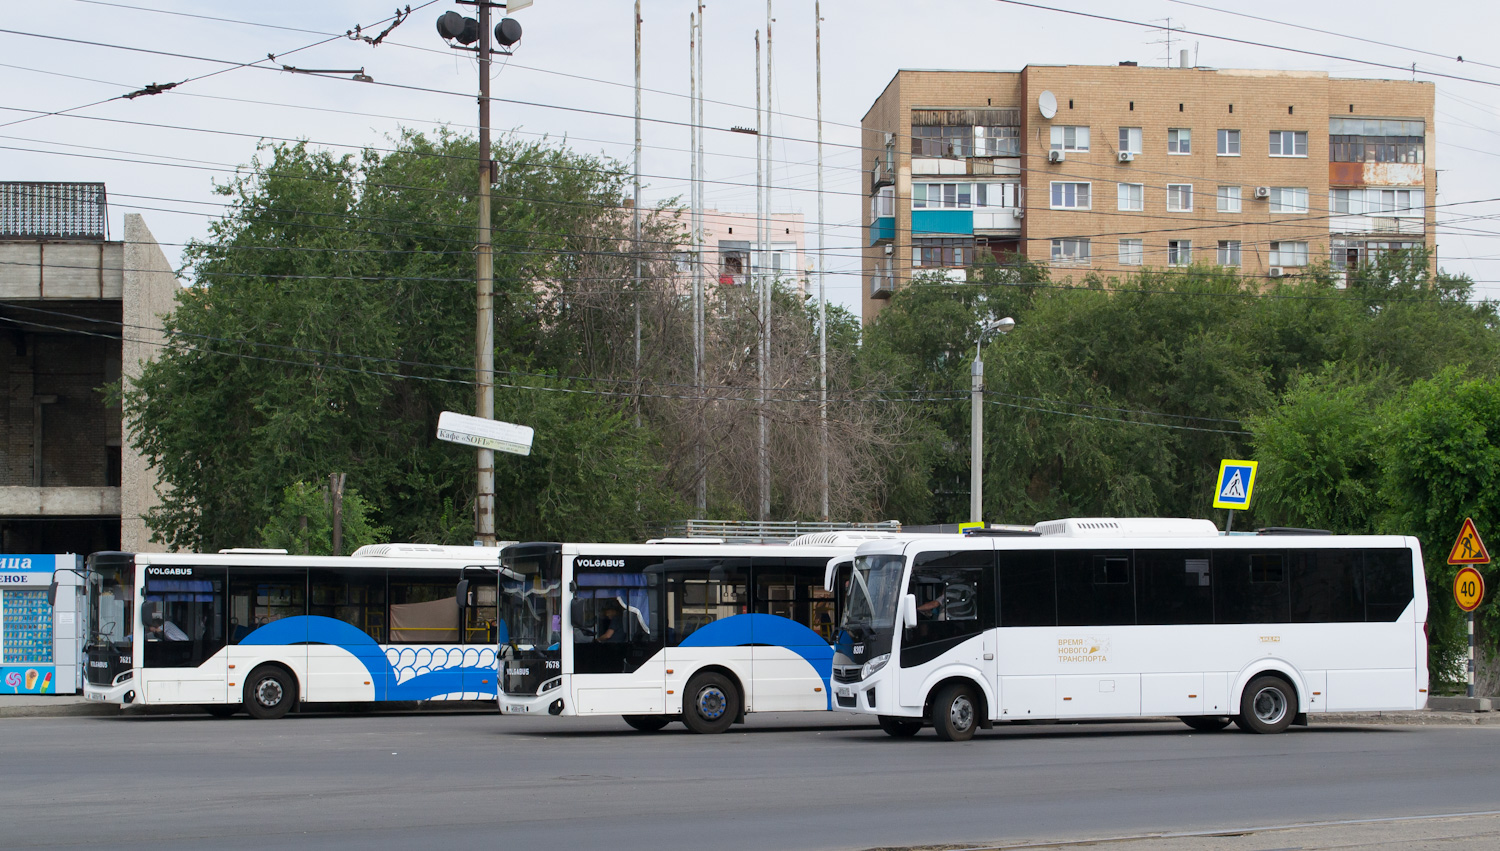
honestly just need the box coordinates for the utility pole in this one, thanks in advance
[696,3,707,514]
[435,3,522,546]
[815,0,828,521]
[758,0,773,522]
[474,0,496,546]
[690,11,707,514]
[633,0,642,430]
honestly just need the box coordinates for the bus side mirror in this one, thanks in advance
[140,601,159,626]
[47,575,59,607]
[900,594,919,629]
[455,579,470,612]
[569,598,585,627]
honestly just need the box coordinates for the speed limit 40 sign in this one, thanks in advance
[1454,566,1485,613]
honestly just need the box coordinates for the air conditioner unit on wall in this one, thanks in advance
[1013,207,1025,218]
[1118,151,1135,163]
[883,244,893,255]
[1254,186,1271,199]
[1047,150,1066,163]
[1268,266,1285,278]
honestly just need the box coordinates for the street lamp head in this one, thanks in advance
[993,316,1016,335]
[495,17,523,47]
[436,11,480,45]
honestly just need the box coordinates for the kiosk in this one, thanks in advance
[0,554,83,695]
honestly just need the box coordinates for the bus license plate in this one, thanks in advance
[835,686,853,698]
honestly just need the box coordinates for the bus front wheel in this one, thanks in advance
[931,683,980,742]
[244,667,297,720]
[682,672,739,734]
[623,714,670,732]
[878,715,922,737]
[1235,675,1295,734]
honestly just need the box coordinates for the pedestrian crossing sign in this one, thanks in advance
[1212,459,1257,510]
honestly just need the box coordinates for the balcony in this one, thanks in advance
[870,271,894,299]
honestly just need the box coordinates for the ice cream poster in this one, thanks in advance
[1,666,55,693]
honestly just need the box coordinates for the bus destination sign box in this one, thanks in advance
[437,411,534,456]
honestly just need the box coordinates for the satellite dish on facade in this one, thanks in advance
[1038,90,1058,119]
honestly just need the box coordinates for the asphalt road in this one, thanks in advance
[5,710,1499,850]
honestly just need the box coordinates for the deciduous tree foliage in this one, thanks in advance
[126,133,683,550]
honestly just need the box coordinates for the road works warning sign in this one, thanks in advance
[1211,459,1257,510]
[1447,517,1491,566]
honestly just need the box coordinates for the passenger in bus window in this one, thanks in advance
[147,617,190,641]
[595,602,626,642]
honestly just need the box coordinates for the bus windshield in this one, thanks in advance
[841,553,905,635]
[85,555,136,688]
[498,548,562,652]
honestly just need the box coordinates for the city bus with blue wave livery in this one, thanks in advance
[81,544,508,718]
[496,537,901,732]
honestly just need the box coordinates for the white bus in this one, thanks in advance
[832,518,1429,741]
[496,537,895,732]
[78,545,506,718]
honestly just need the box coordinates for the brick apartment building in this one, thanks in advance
[0,183,177,554]
[861,64,1435,321]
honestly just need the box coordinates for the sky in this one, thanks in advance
[4,0,1499,316]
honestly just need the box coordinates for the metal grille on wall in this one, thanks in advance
[0,182,108,240]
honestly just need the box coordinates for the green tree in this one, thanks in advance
[125,132,683,551]
[258,481,391,555]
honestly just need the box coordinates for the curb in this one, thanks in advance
[0,700,499,719]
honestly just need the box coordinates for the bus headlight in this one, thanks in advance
[861,654,890,680]
[539,677,562,694]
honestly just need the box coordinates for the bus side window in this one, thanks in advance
[665,558,748,646]
[308,569,387,643]
[229,568,307,644]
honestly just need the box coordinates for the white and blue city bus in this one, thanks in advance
[833,518,1429,741]
[81,544,506,718]
[496,537,898,733]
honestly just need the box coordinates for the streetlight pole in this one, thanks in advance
[436,3,523,546]
[971,316,1014,524]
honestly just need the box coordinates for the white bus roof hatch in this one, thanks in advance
[1032,518,1219,538]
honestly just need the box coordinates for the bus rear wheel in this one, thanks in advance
[931,683,980,742]
[1179,715,1231,732]
[682,672,738,734]
[623,714,670,732]
[878,715,922,737]
[1235,675,1295,734]
[244,666,297,720]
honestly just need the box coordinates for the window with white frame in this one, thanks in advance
[1269,187,1308,213]
[1119,239,1144,266]
[1167,184,1193,212]
[1050,125,1091,152]
[1269,130,1308,157]
[1168,239,1191,265]
[975,182,1022,208]
[1117,183,1144,212]
[1217,186,1242,213]
[1168,128,1191,154]
[1270,241,1309,266]
[1332,187,1424,216]
[871,186,894,218]
[1050,182,1091,210]
[1118,127,1143,154]
[1051,238,1091,264]
[1217,240,1242,266]
[1217,129,1241,156]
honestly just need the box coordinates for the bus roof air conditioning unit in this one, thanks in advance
[1047,150,1066,163]
[1268,266,1285,278]
[1118,151,1134,163]
[1254,186,1271,199]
